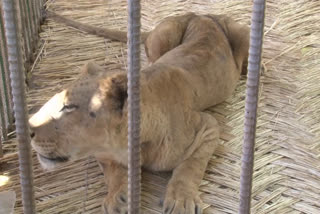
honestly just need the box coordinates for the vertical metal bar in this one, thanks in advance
[0,86,7,157]
[239,0,266,214]
[23,0,35,58]
[26,0,36,46]
[18,0,32,59]
[0,13,14,130]
[34,0,41,33]
[0,133,2,157]
[32,0,39,26]
[35,0,41,26]
[29,0,38,45]
[39,0,46,25]
[127,0,141,213]
[2,0,36,213]
[0,68,8,142]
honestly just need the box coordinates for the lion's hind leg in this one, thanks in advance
[144,12,195,63]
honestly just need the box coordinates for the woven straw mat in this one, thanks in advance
[0,0,319,213]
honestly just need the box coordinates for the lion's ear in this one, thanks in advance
[83,61,104,75]
[110,74,128,113]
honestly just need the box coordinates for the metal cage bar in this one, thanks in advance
[2,0,36,213]
[0,86,6,157]
[239,0,266,213]
[18,0,32,59]
[127,0,142,213]
[1,0,44,157]
[25,0,36,48]
[0,13,13,137]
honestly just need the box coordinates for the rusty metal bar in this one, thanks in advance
[2,0,36,213]
[239,0,266,213]
[127,0,142,213]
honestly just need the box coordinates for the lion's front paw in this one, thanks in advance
[163,185,202,214]
[102,188,128,214]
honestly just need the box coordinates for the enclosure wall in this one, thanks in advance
[0,0,44,156]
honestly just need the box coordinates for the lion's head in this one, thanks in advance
[29,62,128,170]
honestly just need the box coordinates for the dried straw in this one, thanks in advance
[1,0,319,213]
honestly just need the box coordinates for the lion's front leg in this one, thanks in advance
[163,113,219,214]
[97,159,128,214]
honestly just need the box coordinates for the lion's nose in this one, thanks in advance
[29,119,35,139]
[30,131,35,139]
[29,124,36,139]
[29,119,37,139]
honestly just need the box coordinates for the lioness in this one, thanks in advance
[29,12,249,214]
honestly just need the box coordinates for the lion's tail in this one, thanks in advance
[46,10,149,43]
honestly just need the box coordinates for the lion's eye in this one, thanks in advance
[60,104,79,113]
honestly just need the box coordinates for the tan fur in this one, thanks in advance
[29,12,249,214]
